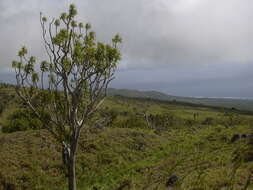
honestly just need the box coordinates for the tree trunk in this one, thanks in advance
[68,152,77,190]
[67,128,80,190]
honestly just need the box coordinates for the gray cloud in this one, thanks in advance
[77,0,253,67]
[0,0,253,97]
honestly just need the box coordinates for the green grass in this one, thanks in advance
[1,84,253,189]
[1,124,253,189]
[0,128,169,189]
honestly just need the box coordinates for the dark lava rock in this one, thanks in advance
[116,180,131,190]
[231,134,240,143]
[166,175,178,187]
[244,152,253,162]
[230,134,248,143]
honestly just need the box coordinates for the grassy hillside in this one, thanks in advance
[1,84,253,189]
[1,115,253,189]
[108,88,253,111]
[0,83,18,131]
[0,128,169,190]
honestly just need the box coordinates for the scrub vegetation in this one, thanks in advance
[1,83,253,190]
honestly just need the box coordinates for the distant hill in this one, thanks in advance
[1,82,253,112]
[107,88,253,111]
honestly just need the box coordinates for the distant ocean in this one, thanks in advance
[191,96,253,100]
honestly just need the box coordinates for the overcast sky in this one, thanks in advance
[1,0,253,97]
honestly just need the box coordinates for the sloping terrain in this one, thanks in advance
[1,93,253,189]
[1,83,253,189]
[108,88,253,111]
[0,128,168,190]
[1,121,253,189]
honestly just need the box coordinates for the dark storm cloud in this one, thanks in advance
[0,0,253,97]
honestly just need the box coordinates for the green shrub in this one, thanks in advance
[98,109,119,127]
[202,117,216,125]
[2,108,42,133]
[0,103,4,115]
[114,114,147,129]
[222,112,242,127]
[184,118,196,126]
[149,113,182,129]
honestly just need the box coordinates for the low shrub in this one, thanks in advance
[116,114,147,129]
[202,117,216,125]
[2,108,42,133]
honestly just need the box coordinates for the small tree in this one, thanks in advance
[12,4,122,190]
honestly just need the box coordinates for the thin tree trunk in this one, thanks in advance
[68,126,80,190]
[68,151,77,190]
